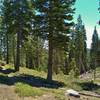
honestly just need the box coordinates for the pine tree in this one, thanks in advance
[0,0,12,64]
[90,26,98,70]
[69,26,76,65]
[74,15,87,74]
[1,0,34,71]
[82,25,88,71]
[34,0,76,81]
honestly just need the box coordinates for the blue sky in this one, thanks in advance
[74,0,100,48]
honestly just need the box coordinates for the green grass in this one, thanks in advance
[15,82,66,99]
[15,82,46,97]
[13,69,82,99]
[0,64,100,100]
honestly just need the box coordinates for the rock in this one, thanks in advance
[2,67,6,71]
[65,89,80,98]
[8,74,13,77]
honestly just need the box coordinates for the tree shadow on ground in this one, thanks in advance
[0,68,15,74]
[76,81,100,91]
[0,68,65,89]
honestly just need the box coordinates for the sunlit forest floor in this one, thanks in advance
[0,64,100,100]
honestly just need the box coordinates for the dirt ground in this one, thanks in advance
[0,84,56,100]
[0,84,100,100]
[0,85,20,100]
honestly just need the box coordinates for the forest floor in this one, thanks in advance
[0,64,100,100]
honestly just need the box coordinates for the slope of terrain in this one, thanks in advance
[0,64,100,100]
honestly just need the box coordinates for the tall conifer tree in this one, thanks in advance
[34,0,76,81]
[2,0,34,71]
[75,15,87,74]
[90,26,98,69]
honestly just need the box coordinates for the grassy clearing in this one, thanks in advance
[0,65,100,100]
[15,83,66,100]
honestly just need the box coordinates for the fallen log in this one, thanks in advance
[79,92,100,98]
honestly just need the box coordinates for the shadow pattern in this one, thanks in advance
[0,68,65,89]
[77,81,100,91]
[0,68,15,74]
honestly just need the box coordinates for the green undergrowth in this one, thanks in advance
[15,82,66,99]
[15,83,46,97]
[0,64,100,100]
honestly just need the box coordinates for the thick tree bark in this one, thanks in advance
[47,33,53,81]
[15,32,21,71]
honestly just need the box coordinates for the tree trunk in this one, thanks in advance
[35,37,39,69]
[64,57,69,74]
[3,36,7,61]
[35,54,39,69]
[6,34,9,64]
[53,49,59,74]
[47,0,53,81]
[47,34,53,81]
[26,53,29,68]
[15,32,21,71]
[29,56,33,69]
[79,54,85,74]
[12,36,16,67]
